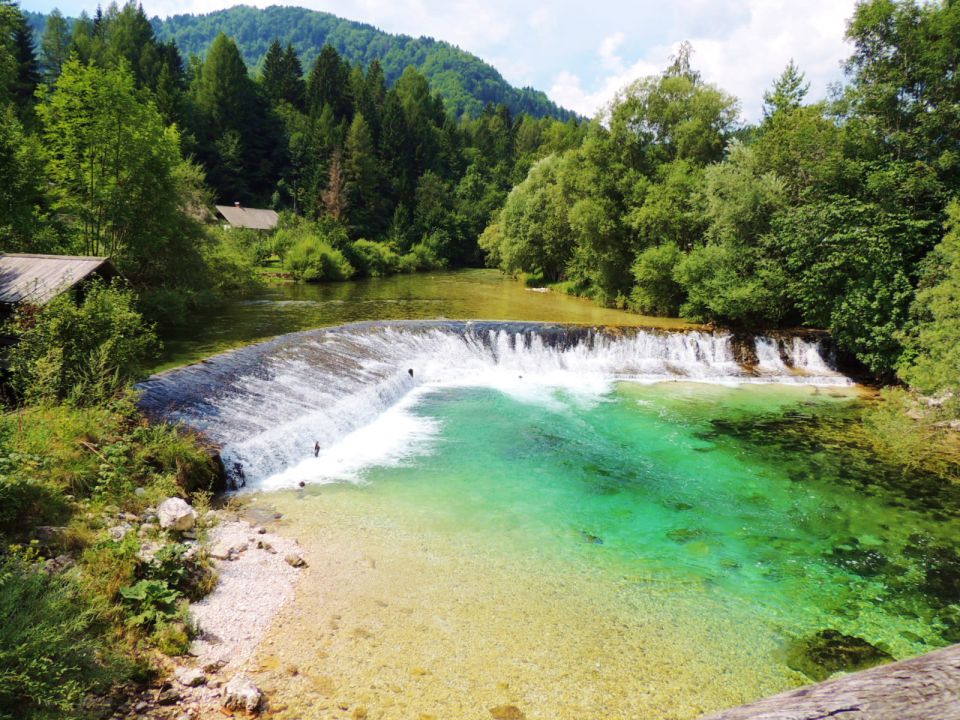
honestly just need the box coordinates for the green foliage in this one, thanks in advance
[630,243,684,316]
[287,235,355,282]
[899,201,960,395]
[6,281,159,405]
[0,555,129,720]
[349,239,401,277]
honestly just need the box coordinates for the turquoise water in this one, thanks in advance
[326,382,959,659]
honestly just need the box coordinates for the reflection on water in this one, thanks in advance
[156,270,694,371]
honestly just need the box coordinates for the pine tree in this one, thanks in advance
[306,45,350,119]
[280,44,305,109]
[40,9,70,81]
[345,112,382,237]
[11,13,39,111]
[762,60,809,119]
[260,39,285,104]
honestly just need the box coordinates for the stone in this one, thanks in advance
[157,687,180,705]
[138,523,157,538]
[285,553,307,568]
[785,629,894,681]
[108,524,131,542]
[44,554,75,575]
[137,541,162,564]
[257,540,275,554]
[134,487,146,497]
[210,540,247,560]
[223,675,262,713]
[255,526,267,534]
[32,525,68,549]
[157,498,197,532]
[489,705,526,720]
[176,667,206,687]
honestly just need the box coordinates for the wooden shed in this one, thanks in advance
[215,202,279,231]
[0,253,119,310]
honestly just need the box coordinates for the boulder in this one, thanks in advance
[223,675,262,713]
[158,498,197,532]
[176,667,207,687]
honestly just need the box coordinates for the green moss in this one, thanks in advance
[785,630,894,681]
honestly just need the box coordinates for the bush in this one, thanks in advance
[6,281,159,405]
[399,238,447,272]
[0,556,130,720]
[287,236,355,282]
[349,239,401,277]
[630,243,685,316]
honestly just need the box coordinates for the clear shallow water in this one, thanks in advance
[244,381,960,719]
[156,270,693,371]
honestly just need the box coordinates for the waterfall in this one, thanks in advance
[138,321,851,488]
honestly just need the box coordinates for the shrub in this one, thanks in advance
[399,238,447,272]
[6,280,160,405]
[287,236,355,282]
[0,556,129,720]
[349,239,401,277]
[630,243,685,316]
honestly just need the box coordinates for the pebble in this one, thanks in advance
[285,553,307,568]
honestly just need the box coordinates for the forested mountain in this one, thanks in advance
[26,4,576,121]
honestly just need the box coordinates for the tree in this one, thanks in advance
[40,9,71,81]
[6,279,159,404]
[37,58,206,289]
[260,39,304,108]
[899,201,960,395]
[321,148,347,220]
[344,113,381,237]
[762,60,809,119]
[306,44,350,119]
[0,106,47,250]
[10,5,39,113]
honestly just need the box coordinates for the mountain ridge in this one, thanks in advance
[151,4,576,120]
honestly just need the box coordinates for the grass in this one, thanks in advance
[0,391,222,719]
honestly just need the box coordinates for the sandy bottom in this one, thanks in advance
[246,490,800,720]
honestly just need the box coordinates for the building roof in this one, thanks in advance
[0,254,117,306]
[215,204,279,230]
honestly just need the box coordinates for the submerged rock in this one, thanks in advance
[785,629,893,681]
[826,540,895,578]
[489,705,525,720]
[579,531,604,545]
[666,528,706,544]
[158,498,197,532]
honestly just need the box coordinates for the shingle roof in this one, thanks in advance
[215,205,279,230]
[0,254,116,305]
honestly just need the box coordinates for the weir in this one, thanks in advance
[138,321,850,488]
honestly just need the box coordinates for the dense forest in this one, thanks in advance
[25,4,578,121]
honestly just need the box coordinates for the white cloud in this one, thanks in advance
[598,32,626,71]
[549,0,857,121]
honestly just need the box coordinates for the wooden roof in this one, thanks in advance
[215,204,279,230]
[0,254,117,306]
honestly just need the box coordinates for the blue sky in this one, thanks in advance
[20,0,858,121]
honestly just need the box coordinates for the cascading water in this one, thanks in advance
[138,321,851,489]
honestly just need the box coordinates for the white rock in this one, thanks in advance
[107,524,131,541]
[158,498,198,532]
[223,675,261,713]
[176,667,207,687]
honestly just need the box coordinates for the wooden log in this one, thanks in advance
[700,643,960,720]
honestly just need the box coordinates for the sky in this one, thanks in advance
[21,0,860,121]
